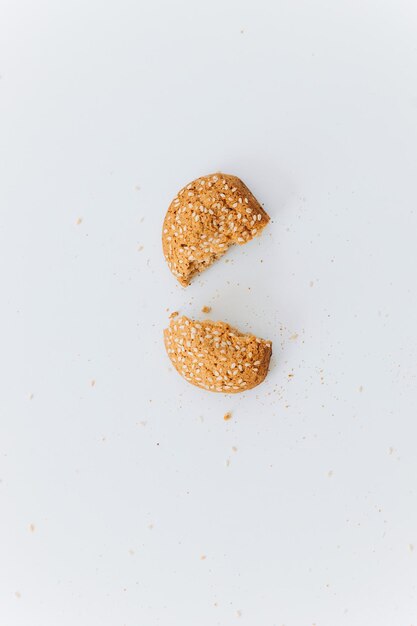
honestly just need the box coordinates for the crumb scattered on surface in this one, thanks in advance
[226,458,231,467]
[224,412,232,421]
[232,446,238,452]
[15,592,21,599]
[128,549,135,556]
[148,524,154,530]
[134,185,141,191]
[169,311,179,319]
[138,245,144,252]
[290,333,299,341]
[409,544,414,552]
[29,393,34,400]
[328,470,333,478]
[91,379,96,387]
[200,555,206,560]
[389,447,394,455]
[29,523,35,533]
[236,610,242,617]
[201,306,212,314]
[76,217,83,225]
[359,385,363,392]
[310,280,314,287]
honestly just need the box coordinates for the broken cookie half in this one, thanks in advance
[164,314,272,393]
[162,173,270,286]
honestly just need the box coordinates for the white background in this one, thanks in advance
[1,0,417,624]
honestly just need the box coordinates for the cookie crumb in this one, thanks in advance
[15,592,21,599]
[29,523,35,532]
[169,311,179,319]
[224,412,232,421]
[76,217,83,225]
[290,333,299,341]
[409,544,414,552]
[138,245,144,252]
[201,306,212,314]
[200,554,206,560]
[91,379,96,387]
[359,385,363,392]
[232,446,238,452]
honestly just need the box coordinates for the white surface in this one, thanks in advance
[1,0,417,624]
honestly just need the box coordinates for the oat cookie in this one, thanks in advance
[162,173,270,286]
[164,315,272,393]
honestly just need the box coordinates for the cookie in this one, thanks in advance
[162,173,270,286]
[164,314,272,393]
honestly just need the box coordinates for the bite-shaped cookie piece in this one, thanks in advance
[162,173,270,286]
[164,315,272,393]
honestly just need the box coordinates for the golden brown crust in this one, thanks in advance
[164,315,272,393]
[162,173,270,286]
